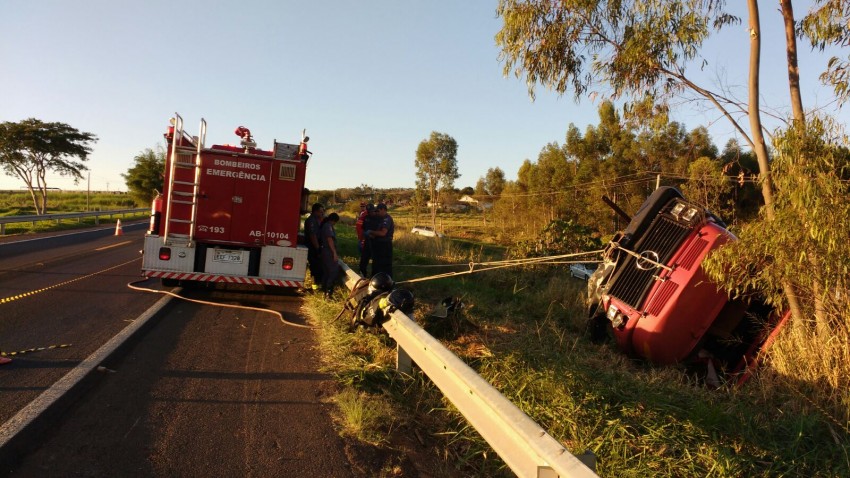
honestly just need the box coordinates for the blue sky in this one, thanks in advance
[0,1,845,193]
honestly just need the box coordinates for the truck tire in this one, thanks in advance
[585,313,612,344]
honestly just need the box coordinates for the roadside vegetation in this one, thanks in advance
[305,214,849,477]
[0,119,96,215]
[0,190,145,235]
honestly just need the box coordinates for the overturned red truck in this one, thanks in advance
[142,114,311,288]
[587,187,789,380]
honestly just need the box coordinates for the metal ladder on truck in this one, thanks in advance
[162,113,206,246]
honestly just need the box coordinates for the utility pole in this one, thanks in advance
[87,172,90,211]
[613,192,619,231]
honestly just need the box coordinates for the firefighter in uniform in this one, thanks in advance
[304,203,325,291]
[355,202,367,252]
[319,212,341,298]
[368,203,394,278]
[359,204,379,277]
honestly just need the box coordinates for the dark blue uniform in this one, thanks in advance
[320,220,339,293]
[360,211,381,277]
[304,214,323,286]
[371,214,394,278]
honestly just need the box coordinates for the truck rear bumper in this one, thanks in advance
[141,235,307,287]
[142,270,304,288]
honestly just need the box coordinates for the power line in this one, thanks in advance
[485,172,654,199]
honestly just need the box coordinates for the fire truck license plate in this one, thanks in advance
[213,249,244,264]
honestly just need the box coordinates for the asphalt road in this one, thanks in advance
[0,223,158,425]
[0,226,356,477]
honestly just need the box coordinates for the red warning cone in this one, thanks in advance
[115,219,123,236]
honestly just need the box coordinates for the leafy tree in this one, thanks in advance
[353,183,376,202]
[0,118,97,215]
[495,0,818,317]
[800,0,850,104]
[681,156,731,217]
[705,116,850,389]
[474,177,487,196]
[411,187,426,224]
[484,167,506,197]
[123,147,165,204]
[511,219,603,258]
[716,138,761,222]
[529,142,572,224]
[415,132,459,230]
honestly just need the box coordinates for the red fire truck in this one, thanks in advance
[142,113,311,288]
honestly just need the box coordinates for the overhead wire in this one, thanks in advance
[481,172,653,199]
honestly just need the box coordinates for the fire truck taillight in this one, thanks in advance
[282,258,294,270]
[159,247,172,261]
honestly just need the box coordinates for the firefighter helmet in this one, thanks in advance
[368,273,394,294]
[387,288,415,313]
[359,292,390,326]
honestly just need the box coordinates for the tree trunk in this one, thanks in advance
[35,174,45,215]
[780,0,805,124]
[747,1,775,217]
[430,175,437,231]
[39,187,48,216]
[781,0,828,330]
[748,0,804,323]
[27,182,40,215]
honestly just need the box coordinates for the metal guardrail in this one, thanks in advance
[0,208,148,235]
[337,262,597,478]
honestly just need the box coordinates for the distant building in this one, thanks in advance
[459,194,493,210]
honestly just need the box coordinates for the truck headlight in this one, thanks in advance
[671,201,700,224]
[682,207,699,222]
[607,304,626,328]
[611,314,626,328]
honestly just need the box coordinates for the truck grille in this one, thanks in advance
[608,215,691,309]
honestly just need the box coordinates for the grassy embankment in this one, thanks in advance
[0,190,147,235]
[305,206,849,478]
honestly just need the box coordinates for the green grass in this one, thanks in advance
[0,190,146,235]
[0,190,140,214]
[304,218,850,477]
[332,388,398,445]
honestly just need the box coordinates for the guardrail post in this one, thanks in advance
[396,345,412,374]
[538,467,559,478]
